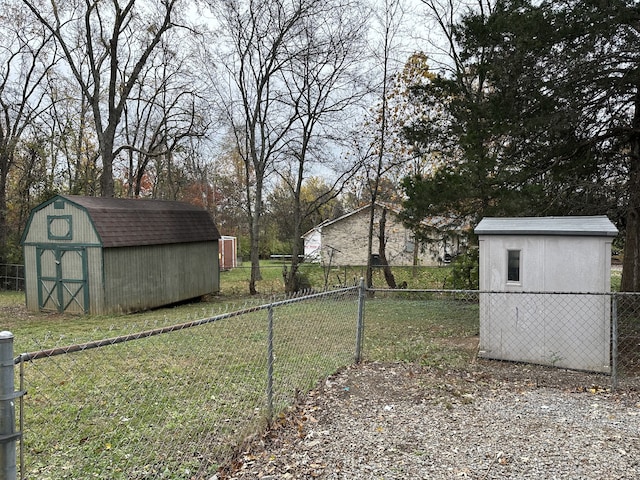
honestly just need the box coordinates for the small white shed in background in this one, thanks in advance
[474,216,618,373]
[219,236,237,270]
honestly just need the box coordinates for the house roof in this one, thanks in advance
[474,216,618,237]
[61,195,221,247]
[301,202,465,239]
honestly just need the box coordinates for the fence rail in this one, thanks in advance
[1,286,639,479]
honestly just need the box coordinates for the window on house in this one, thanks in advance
[404,237,415,254]
[507,250,520,282]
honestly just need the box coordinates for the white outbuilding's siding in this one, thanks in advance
[475,216,618,373]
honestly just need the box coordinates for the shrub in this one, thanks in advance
[450,249,479,290]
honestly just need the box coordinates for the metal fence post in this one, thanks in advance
[0,331,17,480]
[355,277,365,364]
[611,294,618,391]
[266,306,274,422]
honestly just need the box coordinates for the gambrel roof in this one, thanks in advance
[44,195,220,247]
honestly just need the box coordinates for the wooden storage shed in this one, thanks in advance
[474,215,618,373]
[21,195,221,314]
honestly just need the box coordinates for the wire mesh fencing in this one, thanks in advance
[362,289,480,368]
[614,293,640,383]
[479,292,613,373]
[478,291,639,388]
[12,287,360,480]
[4,286,640,479]
[0,264,24,291]
[362,289,639,389]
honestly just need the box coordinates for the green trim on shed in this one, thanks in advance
[21,195,221,314]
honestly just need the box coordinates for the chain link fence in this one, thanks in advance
[7,287,361,479]
[615,293,640,384]
[1,286,639,479]
[364,289,639,388]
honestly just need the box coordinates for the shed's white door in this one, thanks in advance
[37,247,88,313]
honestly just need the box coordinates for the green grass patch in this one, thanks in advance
[19,314,273,479]
[3,292,363,479]
[362,296,479,367]
[611,267,622,292]
[219,261,454,297]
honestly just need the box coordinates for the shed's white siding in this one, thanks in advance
[475,216,617,373]
[478,234,613,292]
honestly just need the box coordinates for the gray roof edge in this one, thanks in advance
[474,216,619,237]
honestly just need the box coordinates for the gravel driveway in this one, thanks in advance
[223,361,640,479]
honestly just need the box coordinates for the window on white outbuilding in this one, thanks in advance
[507,249,520,282]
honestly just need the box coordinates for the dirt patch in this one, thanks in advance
[222,360,640,479]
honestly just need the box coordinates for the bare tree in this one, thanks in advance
[210,129,251,239]
[22,0,182,197]
[122,35,209,198]
[277,0,370,292]
[211,0,338,294]
[363,0,407,288]
[44,70,100,195]
[0,2,57,261]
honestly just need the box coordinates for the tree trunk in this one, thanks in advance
[248,177,263,295]
[378,207,397,289]
[284,202,302,294]
[100,155,115,197]
[621,187,640,292]
[249,219,261,295]
[366,201,376,288]
[0,155,9,263]
[99,123,116,197]
[621,87,640,292]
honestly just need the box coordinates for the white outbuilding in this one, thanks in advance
[474,215,618,373]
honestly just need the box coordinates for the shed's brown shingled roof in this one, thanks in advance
[63,195,221,247]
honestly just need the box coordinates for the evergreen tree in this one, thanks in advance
[402,0,640,289]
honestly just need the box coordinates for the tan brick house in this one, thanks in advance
[302,203,464,267]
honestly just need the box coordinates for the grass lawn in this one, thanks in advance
[7,293,361,479]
